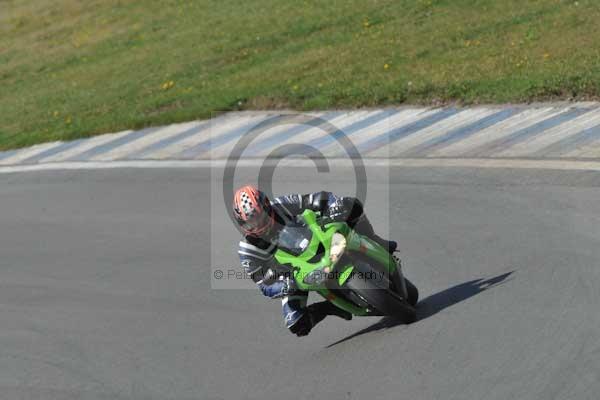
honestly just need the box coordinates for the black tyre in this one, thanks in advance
[345,261,417,322]
[404,278,419,307]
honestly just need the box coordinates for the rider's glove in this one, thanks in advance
[306,191,330,213]
[326,197,364,224]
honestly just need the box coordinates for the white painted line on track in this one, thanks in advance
[206,110,394,160]
[331,108,436,157]
[207,112,341,160]
[382,108,497,157]
[0,141,64,165]
[563,142,600,159]
[3,105,600,166]
[150,115,261,159]
[428,108,556,157]
[3,158,600,174]
[496,108,600,157]
[90,121,202,161]
[240,111,374,158]
[41,130,135,162]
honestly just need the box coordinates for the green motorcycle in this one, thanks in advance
[275,209,419,321]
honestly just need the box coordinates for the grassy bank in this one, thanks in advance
[1,0,600,150]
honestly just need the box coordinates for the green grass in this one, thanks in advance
[2,0,600,150]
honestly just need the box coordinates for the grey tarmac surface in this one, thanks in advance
[1,166,600,400]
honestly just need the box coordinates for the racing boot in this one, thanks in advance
[309,301,353,322]
[289,301,352,337]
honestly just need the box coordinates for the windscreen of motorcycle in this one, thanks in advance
[277,225,313,256]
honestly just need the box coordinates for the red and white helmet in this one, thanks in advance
[232,185,275,237]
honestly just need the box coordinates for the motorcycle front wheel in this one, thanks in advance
[344,260,417,323]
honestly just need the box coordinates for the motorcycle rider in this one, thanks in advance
[233,185,397,337]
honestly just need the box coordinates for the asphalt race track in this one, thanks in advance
[1,166,600,399]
